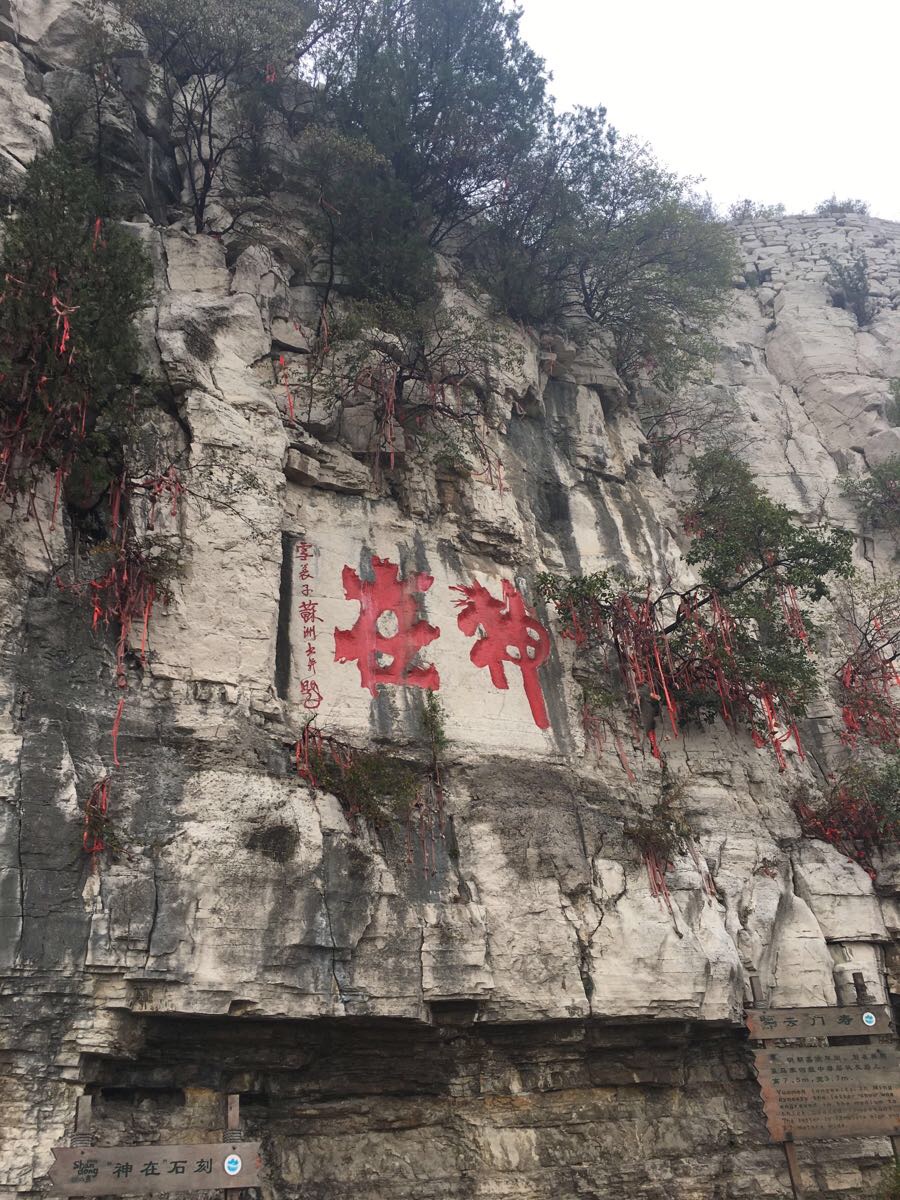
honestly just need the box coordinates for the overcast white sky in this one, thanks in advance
[518,0,900,221]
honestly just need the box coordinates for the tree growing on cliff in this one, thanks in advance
[295,124,438,311]
[794,756,900,877]
[683,449,855,602]
[832,578,900,750]
[537,450,854,766]
[572,145,737,390]
[307,0,549,248]
[0,149,150,511]
[467,105,616,325]
[284,3,736,400]
[118,0,344,230]
[825,253,876,325]
[840,456,900,532]
[307,295,520,482]
[471,132,738,391]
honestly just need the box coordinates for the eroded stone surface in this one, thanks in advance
[0,4,898,1194]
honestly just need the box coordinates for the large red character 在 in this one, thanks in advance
[452,579,551,729]
[335,556,440,695]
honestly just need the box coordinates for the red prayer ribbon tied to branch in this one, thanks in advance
[278,354,295,423]
[794,785,897,881]
[3,232,181,854]
[1,283,89,525]
[562,582,808,770]
[294,721,352,790]
[138,465,185,530]
[74,469,182,851]
[82,777,110,853]
[838,625,900,750]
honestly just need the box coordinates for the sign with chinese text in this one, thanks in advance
[753,1045,900,1142]
[48,1142,262,1196]
[746,1004,894,1040]
[284,500,567,756]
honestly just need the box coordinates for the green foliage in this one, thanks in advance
[309,743,422,825]
[296,125,437,309]
[671,607,819,724]
[118,0,334,230]
[684,450,854,601]
[886,379,900,427]
[534,569,620,640]
[467,105,615,325]
[474,133,738,390]
[421,692,447,761]
[592,144,736,377]
[0,150,151,502]
[538,452,853,748]
[298,696,448,829]
[297,9,734,394]
[814,194,870,216]
[795,757,900,875]
[626,797,692,865]
[680,449,854,717]
[876,1163,900,1200]
[312,295,520,479]
[845,757,900,830]
[825,253,875,325]
[727,199,786,222]
[840,455,900,531]
[323,156,433,308]
[309,0,548,249]
[121,0,311,79]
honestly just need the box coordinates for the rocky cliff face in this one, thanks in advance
[1,4,899,1197]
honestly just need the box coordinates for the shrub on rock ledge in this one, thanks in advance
[794,757,900,877]
[840,455,900,534]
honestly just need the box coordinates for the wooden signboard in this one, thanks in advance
[746,1004,894,1040]
[747,975,900,1200]
[48,1142,262,1197]
[753,1045,900,1143]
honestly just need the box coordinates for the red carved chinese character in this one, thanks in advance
[335,557,440,695]
[299,601,320,625]
[452,579,550,728]
[301,679,323,710]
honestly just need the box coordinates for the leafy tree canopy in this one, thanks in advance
[308,0,549,247]
[0,150,151,503]
[841,455,900,532]
[684,449,854,601]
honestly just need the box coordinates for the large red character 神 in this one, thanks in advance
[452,579,550,729]
[335,556,440,695]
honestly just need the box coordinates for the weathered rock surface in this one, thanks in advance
[0,3,898,1196]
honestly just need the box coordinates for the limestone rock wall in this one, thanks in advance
[1,5,899,1197]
